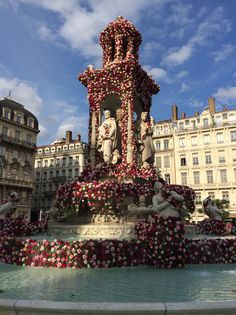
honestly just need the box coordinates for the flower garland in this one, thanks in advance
[135,214,186,269]
[0,216,47,237]
[195,219,228,236]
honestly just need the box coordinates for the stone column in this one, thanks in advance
[90,111,98,166]
[126,100,133,164]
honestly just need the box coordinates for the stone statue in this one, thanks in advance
[97,109,120,164]
[203,197,224,221]
[149,181,183,218]
[138,111,155,167]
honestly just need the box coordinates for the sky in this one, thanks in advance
[0,0,236,145]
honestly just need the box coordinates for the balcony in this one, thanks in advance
[0,134,36,149]
[52,176,66,183]
[0,177,33,188]
[44,190,56,197]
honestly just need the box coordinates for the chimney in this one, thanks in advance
[77,134,81,141]
[172,105,178,121]
[195,112,199,117]
[181,112,186,119]
[66,130,72,144]
[208,97,215,114]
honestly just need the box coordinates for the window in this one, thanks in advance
[205,153,212,164]
[28,118,34,127]
[164,156,170,167]
[223,113,227,120]
[234,168,236,182]
[185,120,189,125]
[11,167,17,175]
[37,160,42,168]
[69,157,73,165]
[192,155,199,165]
[181,172,187,185]
[218,150,226,163]
[180,157,186,166]
[208,192,215,199]
[195,193,201,204]
[215,116,222,127]
[2,126,9,137]
[206,170,213,184]
[179,137,185,148]
[0,146,6,157]
[155,141,161,151]
[62,157,66,165]
[68,169,72,178]
[49,171,53,179]
[164,140,169,150]
[75,168,79,177]
[36,172,40,181]
[203,118,209,128]
[56,158,60,166]
[193,171,200,185]
[16,114,22,123]
[12,150,18,160]
[75,156,80,164]
[4,110,10,119]
[42,185,46,193]
[222,191,229,202]
[26,134,32,144]
[232,149,236,162]
[164,174,171,184]
[50,159,54,167]
[203,134,210,145]
[231,131,236,142]
[179,122,184,131]
[62,169,66,177]
[43,171,47,180]
[220,169,227,183]
[56,170,59,177]
[44,160,48,167]
[216,133,224,144]
[191,120,196,129]
[191,136,197,147]
[25,153,31,163]
[48,184,53,192]
[156,157,162,168]
[15,130,21,140]
[35,185,39,194]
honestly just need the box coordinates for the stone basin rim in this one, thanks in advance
[1,298,236,314]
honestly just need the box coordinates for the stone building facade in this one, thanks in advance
[33,131,87,213]
[153,97,236,221]
[0,96,39,218]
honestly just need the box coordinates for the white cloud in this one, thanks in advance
[15,0,161,62]
[188,99,204,108]
[163,44,193,67]
[212,44,234,62]
[162,6,231,67]
[213,86,236,103]
[180,82,190,93]
[0,77,43,115]
[54,114,88,141]
[38,24,57,41]
[176,70,189,79]
[144,65,169,83]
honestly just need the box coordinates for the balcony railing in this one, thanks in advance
[0,134,36,149]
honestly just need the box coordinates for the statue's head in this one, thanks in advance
[154,181,163,193]
[141,111,149,121]
[104,109,111,119]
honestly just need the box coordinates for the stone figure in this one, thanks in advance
[97,109,120,164]
[138,111,155,167]
[203,197,224,221]
[149,181,183,218]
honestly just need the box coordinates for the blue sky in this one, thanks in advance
[0,0,236,145]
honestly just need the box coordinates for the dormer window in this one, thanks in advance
[28,118,34,128]
[4,109,10,119]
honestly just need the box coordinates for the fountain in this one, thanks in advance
[0,16,236,315]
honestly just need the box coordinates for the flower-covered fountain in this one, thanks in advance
[55,16,195,236]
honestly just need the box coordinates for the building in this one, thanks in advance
[0,96,39,218]
[153,97,236,221]
[33,131,87,213]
